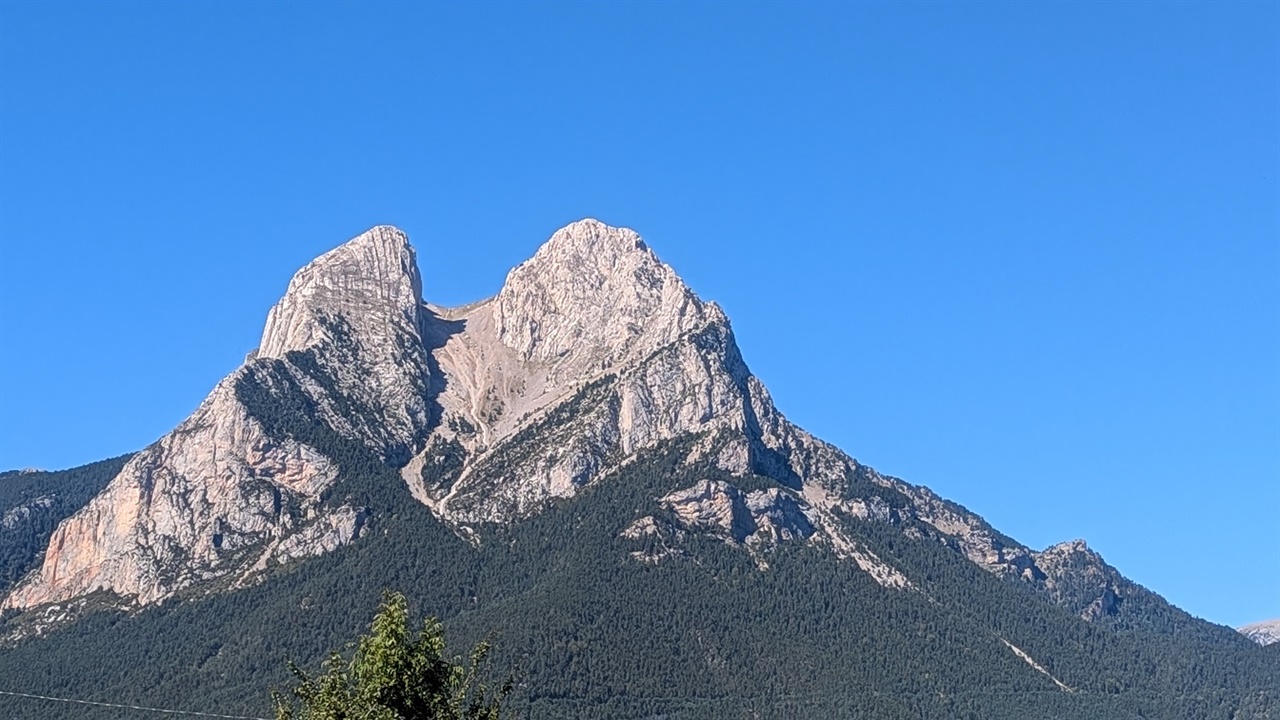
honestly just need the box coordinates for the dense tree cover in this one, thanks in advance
[0,454,131,592]
[0,371,1275,719]
[274,591,510,720]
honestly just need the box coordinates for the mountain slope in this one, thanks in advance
[3,226,432,612]
[1,438,1275,719]
[1,220,1273,718]
[0,456,131,595]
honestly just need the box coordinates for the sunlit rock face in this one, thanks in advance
[257,224,433,462]
[4,226,429,610]
[1239,619,1280,646]
[493,219,715,376]
[1,369,349,609]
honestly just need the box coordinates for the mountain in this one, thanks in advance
[1241,620,1280,646]
[0,220,1275,719]
[4,226,429,612]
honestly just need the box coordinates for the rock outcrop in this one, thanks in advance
[1030,539,1127,621]
[0,496,55,533]
[884,480,1039,578]
[3,373,342,608]
[1239,619,1280,646]
[4,226,429,610]
[492,220,715,377]
[656,479,814,546]
[619,479,839,572]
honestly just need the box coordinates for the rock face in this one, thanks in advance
[1029,540,1130,621]
[0,496,55,533]
[493,220,714,380]
[4,375,342,608]
[1239,619,1280,646]
[405,222,868,527]
[3,226,429,611]
[1,219,1180,626]
[257,225,432,462]
[400,219,744,521]
[654,479,814,546]
[620,479,829,571]
[260,226,421,358]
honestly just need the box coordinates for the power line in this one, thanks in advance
[0,689,271,719]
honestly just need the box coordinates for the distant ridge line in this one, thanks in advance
[0,689,270,719]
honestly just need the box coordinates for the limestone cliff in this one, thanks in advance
[256,224,432,462]
[3,374,339,608]
[1240,619,1280,646]
[4,226,430,610]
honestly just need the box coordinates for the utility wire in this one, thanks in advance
[0,689,271,719]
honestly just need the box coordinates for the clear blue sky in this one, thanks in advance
[1,2,1275,629]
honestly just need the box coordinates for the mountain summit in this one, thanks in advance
[1,221,1273,719]
[494,218,714,369]
[258,224,424,360]
[4,225,436,610]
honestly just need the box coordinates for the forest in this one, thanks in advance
[0,432,1275,719]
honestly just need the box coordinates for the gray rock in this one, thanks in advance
[1239,619,1280,646]
[1030,539,1127,621]
[4,226,430,610]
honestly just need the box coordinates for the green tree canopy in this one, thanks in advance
[273,591,511,720]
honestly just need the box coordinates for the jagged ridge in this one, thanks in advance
[4,226,432,611]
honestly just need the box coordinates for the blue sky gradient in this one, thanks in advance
[1,2,1276,628]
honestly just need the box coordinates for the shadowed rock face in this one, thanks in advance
[4,219,1170,624]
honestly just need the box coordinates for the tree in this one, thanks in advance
[273,591,511,720]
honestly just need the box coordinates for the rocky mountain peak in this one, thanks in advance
[255,224,432,461]
[1035,540,1109,582]
[259,225,423,359]
[492,219,720,379]
[2,225,434,613]
[541,217,650,262]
